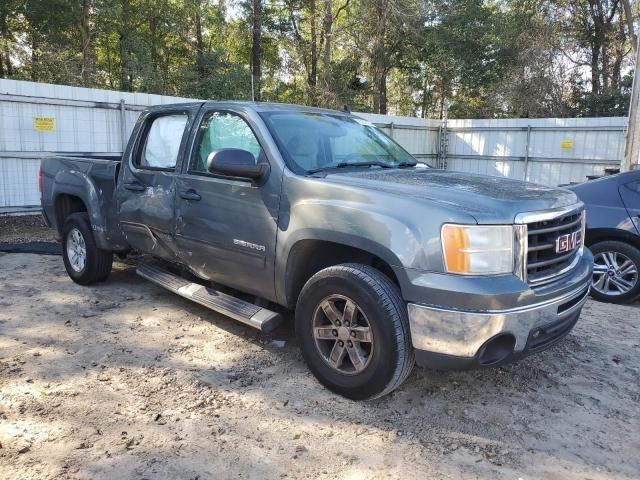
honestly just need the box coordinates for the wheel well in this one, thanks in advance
[586,228,640,251]
[285,239,400,308]
[54,194,87,234]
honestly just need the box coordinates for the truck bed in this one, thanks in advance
[40,154,123,250]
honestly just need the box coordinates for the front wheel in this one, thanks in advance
[589,240,640,303]
[295,264,414,400]
[62,213,113,285]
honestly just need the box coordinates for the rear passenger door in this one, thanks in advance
[117,108,195,260]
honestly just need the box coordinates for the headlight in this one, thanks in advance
[441,224,514,275]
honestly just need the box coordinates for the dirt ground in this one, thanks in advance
[0,215,56,244]
[0,253,638,480]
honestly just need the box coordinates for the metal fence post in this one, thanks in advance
[523,125,531,181]
[389,121,395,139]
[438,101,449,169]
[119,99,127,152]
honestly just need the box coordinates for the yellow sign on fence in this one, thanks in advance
[560,139,574,149]
[34,117,55,132]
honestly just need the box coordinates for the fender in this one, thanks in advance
[275,198,426,306]
[51,161,126,251]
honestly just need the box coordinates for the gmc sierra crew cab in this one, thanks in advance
[40,102,593,400]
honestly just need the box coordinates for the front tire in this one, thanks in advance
[589,240,640,303]
[62,213,113,285]
[295,263,414,400]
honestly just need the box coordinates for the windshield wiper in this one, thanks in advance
[307,161,395,174]
[397,162,417,168]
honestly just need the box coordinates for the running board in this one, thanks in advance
[136,262,282,333]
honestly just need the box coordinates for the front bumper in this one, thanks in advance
[408,283,590,369]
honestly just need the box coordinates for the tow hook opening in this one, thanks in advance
[478,334,516,366]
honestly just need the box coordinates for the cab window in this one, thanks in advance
[191,112,262,174]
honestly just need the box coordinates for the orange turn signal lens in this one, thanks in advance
[441,225,470,273]
[441,224,515,275]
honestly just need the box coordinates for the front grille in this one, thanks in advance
[525,208,584,286]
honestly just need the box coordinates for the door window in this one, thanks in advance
[138,114,188,169]
[192,112,262,174]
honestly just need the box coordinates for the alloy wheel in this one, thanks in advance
[592,251,639,296]
[66,227,87,273]
[312,294,374,375]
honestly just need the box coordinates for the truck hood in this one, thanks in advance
[324,168,579,224]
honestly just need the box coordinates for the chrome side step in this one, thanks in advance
[136,262,282,333]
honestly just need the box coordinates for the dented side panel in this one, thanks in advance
[115,104,202,261]
[41,155,127,250]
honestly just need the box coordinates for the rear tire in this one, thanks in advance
[295,263,414,400]
[62,213,113,285]
[589,240,640,303]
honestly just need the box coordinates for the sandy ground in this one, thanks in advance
[0,253,639,480]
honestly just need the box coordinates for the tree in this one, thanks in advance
[0,0,633,118]
[251,0,262,100]
[79,0,92,86]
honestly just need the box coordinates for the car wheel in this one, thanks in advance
[295,263,414,400]
[589,240,640,303]
[62,213,113,285]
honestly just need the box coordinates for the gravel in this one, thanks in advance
[0,253,639,479]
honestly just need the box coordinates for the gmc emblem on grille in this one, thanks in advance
[556,231,581,254]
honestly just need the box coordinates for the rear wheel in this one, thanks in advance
[62,213,113,285]
[589,240,640,303]
[295,263,414,400]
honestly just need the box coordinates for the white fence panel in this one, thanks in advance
[0,157,40,208]
[0,80,199,209]
[0,79,628,210]
[446,117,626,186]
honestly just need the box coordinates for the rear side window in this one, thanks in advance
[138,114,188,169]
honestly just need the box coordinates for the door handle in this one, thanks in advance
[123,182,146,192]
[179,189,201,201]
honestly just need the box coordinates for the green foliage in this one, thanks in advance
[0,0,633,117]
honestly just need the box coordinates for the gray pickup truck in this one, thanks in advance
[40,102,593,399]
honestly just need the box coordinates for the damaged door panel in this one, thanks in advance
[116,108,196,261]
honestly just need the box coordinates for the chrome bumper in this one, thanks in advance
[407,285,590,359]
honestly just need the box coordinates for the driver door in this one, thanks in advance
[175,109,280,300]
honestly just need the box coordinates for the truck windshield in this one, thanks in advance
[259,111,418,174]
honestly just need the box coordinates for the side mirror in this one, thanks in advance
[206,148,268,181]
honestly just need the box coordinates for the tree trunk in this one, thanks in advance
[251,0,262,101]
[371,0,388,114]
[79,0,91,87]
[149,14,160,91]
[119,0,131,91]
[611,19,626,88]
[195,8,205,81]
[309,0,317,89]
[0,9,10,77]
[590,44,601,95]
[30,33,39,82]
[420,78,429,118]
[378,69,387,114]
[621,0,637,54]
[321,0,332,95]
